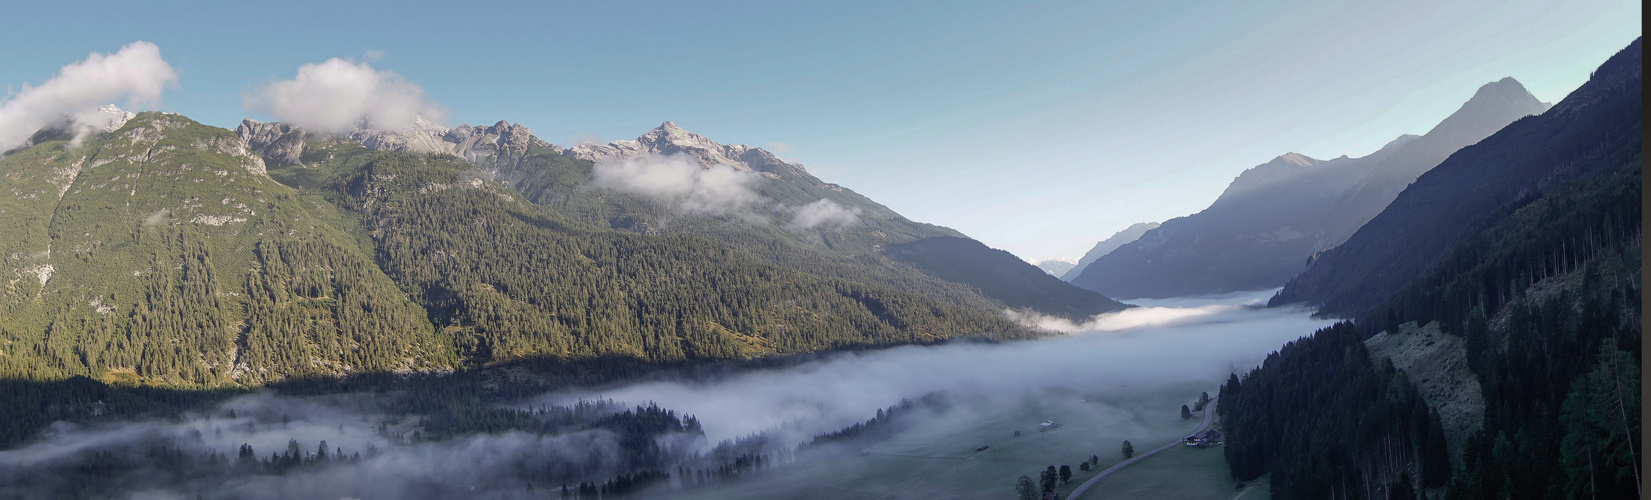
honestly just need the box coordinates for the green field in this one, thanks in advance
[665,381,1234,499]
[1070,442,1270,500]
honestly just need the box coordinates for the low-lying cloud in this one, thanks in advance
[537,289,1331,444]
[591,153,765,216]
[246,58,446,132]
[0,392,635,500]
[589,153,869,234]
[0,289,1333,498]
[0,41,177,153]
[790,198,861,229]
[1007,290,1274,333]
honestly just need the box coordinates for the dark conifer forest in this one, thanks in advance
[1220,38,1642,499]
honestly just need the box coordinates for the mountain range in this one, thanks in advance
[241,115,1127,319]
[1272,39,1642,320]
[1068,78,1549,299]
[0,108,1126,386]
[1222,37,1641,500]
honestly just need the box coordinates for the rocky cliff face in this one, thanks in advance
[235,119,306,167]
[440,120,549,165]
[564,121,787,172]
[236,117,561,169]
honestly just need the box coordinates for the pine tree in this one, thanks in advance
[1014,475,1037,500]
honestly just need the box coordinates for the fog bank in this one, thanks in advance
[0,289,1330,498]
[537,289,1330,443]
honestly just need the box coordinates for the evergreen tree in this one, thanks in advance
[1040,465,1059,493]
[1015,475,1037,500]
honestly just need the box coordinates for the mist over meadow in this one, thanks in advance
[540,289,1334,444]
[0,290,1332,499]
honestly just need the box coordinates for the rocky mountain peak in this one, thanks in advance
[235,119,307,167]
[346,114,452,155]
[1277,152,1317,167]
[566,121,788,173]
[237,115,799,178]
[83,105,136,133]
[1379,134,1421,152]
[1210,152,1325,206]
[237,115,559,168]
[1424,77,1546,142]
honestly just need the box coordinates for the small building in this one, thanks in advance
[1185,429,1223,447]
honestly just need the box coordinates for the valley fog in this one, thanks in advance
[537,289,1333,444]
[0,289,1334,499]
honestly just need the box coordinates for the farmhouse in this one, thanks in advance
[1184,429,1223,447]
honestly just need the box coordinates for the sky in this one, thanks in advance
[0,0,1639,262]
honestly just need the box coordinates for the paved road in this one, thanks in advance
[1065,396,1218,500]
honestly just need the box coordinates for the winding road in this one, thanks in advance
[1065,396,1218,499]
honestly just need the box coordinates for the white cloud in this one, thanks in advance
[591,153,765,216]
[790,198,861,229]
[1007,288,1281,333]
[246,58,446,132]
[0,41,177,153]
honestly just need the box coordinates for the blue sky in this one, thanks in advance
[0,1,1639,261]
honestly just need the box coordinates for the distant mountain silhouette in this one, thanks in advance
[1070,78,1547,299]
[1059,222,1158,281]
[1271,38,1642,317]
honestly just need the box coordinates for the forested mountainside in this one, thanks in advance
[1222,38,1642,500]
[1071,78,1545,299]
[311,149,1031,365]
[1270,39,1642,317]
[240,119,1127,320]
[0,113,452,386]
[0,114,1032,388]
[1218,322,1453,498]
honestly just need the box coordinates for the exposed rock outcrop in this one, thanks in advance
[565,121,788,172]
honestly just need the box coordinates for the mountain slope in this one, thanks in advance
[240,120,1128,319]
[1223,38,1642,500]
[1271,38,1642,317]
[0,114,1040,387]
[0,113,452,386]
[1070,79,1547,299]
[883,237,1130,318]
[1059,221,1157,281]
[305,148,1034,364]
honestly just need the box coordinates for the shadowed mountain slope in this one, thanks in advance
[1070,78,1547,299]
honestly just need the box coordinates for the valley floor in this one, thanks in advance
[657,383,1232,499]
